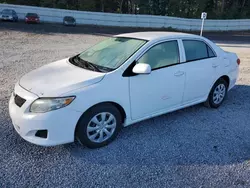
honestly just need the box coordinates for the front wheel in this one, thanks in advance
[204,78,228,108]
[75,104,122,148]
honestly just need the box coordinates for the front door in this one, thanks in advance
[129,40,186,120]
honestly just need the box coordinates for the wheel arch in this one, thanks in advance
[75,101,127,130]
[220,75,230,87]
[204,75,230,108]
[74,101,126,148]
[211,75,230,90]
[206,75,230,100]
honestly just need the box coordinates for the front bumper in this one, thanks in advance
[64,21,76,26]
[1,16,13,21]
[26,20,39,23]
[9,84,82,146]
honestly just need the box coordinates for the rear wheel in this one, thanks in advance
[75,104,122,148]
[204,78,228,108]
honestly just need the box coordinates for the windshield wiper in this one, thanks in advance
[70,56,85,68]
[70,56,114,73]
[85,61,103,73]
[76,56,116,73]
[96,65,114,72]
[73,56,103,72]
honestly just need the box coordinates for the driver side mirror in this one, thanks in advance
[132,63,151,74]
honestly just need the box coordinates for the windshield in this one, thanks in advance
[2,9,13,15]
[64,17,75,21]
[26,13,38,17]
[77,37,147,70]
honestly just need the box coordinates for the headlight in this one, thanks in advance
[30,96,75,113]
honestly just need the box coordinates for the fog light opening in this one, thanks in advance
[35,130,48,139]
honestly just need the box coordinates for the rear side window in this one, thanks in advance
[183,40,216,62]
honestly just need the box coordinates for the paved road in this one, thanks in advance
[0,21,250,43]
[0,22,250,188]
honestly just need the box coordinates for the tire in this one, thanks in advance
[204,78,228,108]
[75,103,122,148]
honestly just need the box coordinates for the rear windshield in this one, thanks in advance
[64,17,75,21]
[26,13,38,17]
[2,9,13,14]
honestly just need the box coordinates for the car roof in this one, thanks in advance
[2,9,15,12]
[116,32,200,41]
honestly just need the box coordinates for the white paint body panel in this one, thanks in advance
[19,58,105,97]
[130,65,185,120]
[9,84,82,146]
[182,58,217,104]
[9,32,239,146]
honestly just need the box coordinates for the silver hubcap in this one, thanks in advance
[213,84,226,104]
[87,112,116,143]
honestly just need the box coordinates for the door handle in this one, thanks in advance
[212,64,218,68]
[174,71,184,77]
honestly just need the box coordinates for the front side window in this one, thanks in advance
[137,40,179,70]
[77,37,147,70]
[183,40,216,62]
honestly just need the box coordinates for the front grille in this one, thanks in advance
[14,94,26,107]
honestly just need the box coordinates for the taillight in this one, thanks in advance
[237,58,240,65]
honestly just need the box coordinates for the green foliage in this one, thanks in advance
[0,0,249,19]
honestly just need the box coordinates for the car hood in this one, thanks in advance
[19,58,105,97]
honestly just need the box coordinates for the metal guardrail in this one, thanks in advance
[0,3,250,31]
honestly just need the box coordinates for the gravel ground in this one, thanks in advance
[0,22,250,188]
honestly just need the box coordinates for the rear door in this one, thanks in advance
[180,39,218,104]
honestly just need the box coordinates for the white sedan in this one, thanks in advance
[9,32,240,148]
